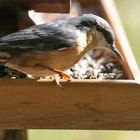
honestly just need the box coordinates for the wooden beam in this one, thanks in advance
[30,0,70,13]
[0,0,70,13]
[0,79,140,130]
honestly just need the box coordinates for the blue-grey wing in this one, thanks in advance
[0,22,78,52]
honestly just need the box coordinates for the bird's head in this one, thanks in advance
[73,14,128,77]
[73,14,123,60]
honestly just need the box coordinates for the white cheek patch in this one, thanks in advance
[76,32,87,52]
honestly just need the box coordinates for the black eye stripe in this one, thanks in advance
[72,15,114,45]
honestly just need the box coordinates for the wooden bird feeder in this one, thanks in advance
[0,0,70,36]
[0,0,140,131]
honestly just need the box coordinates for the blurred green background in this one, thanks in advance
[28,130,140,140]
[28,0,140,140]
[115,0,140,68]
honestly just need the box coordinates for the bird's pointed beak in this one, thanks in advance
[111,44,129,78]
[111,44,124,61]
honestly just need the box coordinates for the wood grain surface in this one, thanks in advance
[0,0,139,131]
[0,79,139,130]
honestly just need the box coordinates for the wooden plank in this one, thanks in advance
[0,79,140,129]
[76,0,96,7]
[0,0,70,13]
[99,0,140,81]
[0,0,139,131]
[30,0,70,13]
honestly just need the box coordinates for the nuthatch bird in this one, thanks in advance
[0,14,126,80]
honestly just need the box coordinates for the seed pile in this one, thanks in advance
[0,49,127,80]
[65,49,127,80]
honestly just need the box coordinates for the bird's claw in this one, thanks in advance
[57,71,71,79]
[50,71,72,87]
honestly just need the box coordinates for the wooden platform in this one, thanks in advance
[0,0,139,130]
[0,0,70,36]
[0,79,139,130]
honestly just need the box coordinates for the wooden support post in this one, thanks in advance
[0,130,27,140]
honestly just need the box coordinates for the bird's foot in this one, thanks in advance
[50,69,72,87]
[35,64,72,86]
[53,69,71,79]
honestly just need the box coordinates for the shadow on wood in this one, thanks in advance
[0,130,27,140]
